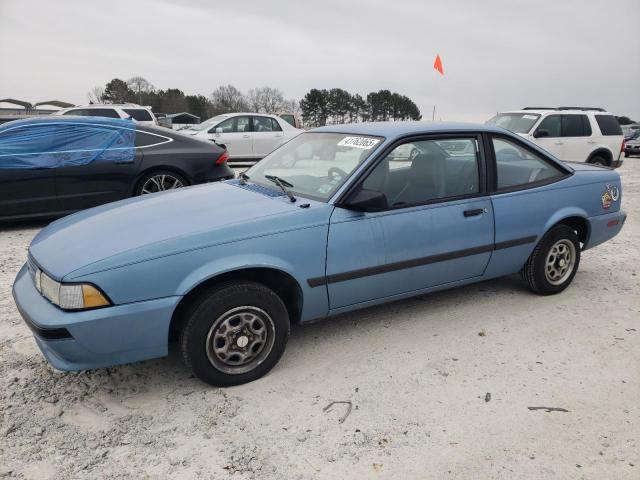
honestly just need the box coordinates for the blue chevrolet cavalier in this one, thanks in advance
[12,122,626,386]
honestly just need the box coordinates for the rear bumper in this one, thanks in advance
[12,264,180,371]
[584,210,627,250]
[613,156,624,168]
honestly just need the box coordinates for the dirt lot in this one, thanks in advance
[0,160,638,480]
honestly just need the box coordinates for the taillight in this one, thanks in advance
[215,151,229,165]
[621,139,625,152]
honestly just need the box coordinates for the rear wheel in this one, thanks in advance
[179,282,290,386]
[136,170,188,195]
[522,225,581,295]
[589,155,608,167]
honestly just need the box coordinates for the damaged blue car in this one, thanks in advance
[13,122,626,386]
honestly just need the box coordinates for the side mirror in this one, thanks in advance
[341,188,388,212]
[533,129,549,138]
[215,127,223,136]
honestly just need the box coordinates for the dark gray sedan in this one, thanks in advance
[0,116,234,221]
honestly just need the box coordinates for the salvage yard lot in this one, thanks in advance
[0,162,638,479]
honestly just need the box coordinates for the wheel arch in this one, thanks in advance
[544,213,590,248]
[587,148,613,166]
[168,267,304,342]
[132,166,192,196]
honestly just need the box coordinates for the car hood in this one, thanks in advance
[30,181,331,279]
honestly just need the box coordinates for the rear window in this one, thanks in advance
[595,115,623,135]
[123,109,153,121]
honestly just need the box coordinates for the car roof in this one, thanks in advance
[312,121,506,139]
[501,109,613,115]
[0,115,139,130]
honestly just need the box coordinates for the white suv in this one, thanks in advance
[54,104,158,127]
[487,107,624,168]
[184,112,303,166]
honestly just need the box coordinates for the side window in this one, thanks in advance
[134,131,167,147]
[123,109,153,121]
[562,115,589,137]
[362,138,480,208]
[535,115,561,137]
[253,116,275,132]
[0,125,57,168]
[215,116,250,133]
[492,137,563,190]
[271,118,282,131]
[87,108,121,119]
[63,109,88,116]
[595,115,623,136]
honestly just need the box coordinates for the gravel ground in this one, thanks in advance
[0,160,638,480]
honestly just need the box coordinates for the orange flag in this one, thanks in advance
[433,54,444,75]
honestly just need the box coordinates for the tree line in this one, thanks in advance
[300,88,421,127]
[89,77,298,122]
[89,77,422,126]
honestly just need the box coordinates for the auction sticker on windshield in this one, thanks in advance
[337,136,380,149]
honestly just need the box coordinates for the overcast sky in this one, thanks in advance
[1,0,638,122]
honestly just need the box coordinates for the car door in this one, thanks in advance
[486,134,569,277]
[0,123,58,219]
[326,135,494,310]
[54,122,141,211]
[531,114,564,159]
[210,115,253,158]
[559,114,592,162]
[251,116,285,157]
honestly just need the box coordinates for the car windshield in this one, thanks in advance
[187,115,228,131]
[486,113,540,134]
[246,132,383,202]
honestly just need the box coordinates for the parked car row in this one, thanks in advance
[0,116,233,221]
[486,107,624,167]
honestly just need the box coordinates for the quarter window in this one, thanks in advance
[595,115,623,135]
[362,138,480,208]
[134,131,167,147]
[492,137,563,189]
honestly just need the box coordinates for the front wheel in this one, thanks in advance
[521,225,581,295]
[179,282,290,386]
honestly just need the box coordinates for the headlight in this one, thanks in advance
[34,269,111,310]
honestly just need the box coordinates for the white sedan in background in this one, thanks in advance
[185,113,303,165]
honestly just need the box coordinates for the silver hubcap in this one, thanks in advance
[545,239,576,285]
[205,306,275,375]
[140,174,184,194]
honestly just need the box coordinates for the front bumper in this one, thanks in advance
[12,264,181,371]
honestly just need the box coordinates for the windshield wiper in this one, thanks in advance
[265,175,296,202]
[238,171,250,185]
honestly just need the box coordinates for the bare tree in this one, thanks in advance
[87,86,105,104]
[127,76,154,104]
[209,85,248,113]
[281,98,300,115]
[246,88,264,112]
[259,87,284,113]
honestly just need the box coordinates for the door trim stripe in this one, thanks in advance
[306,235,537,287]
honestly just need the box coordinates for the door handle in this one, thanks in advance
[242,134,250,138]
[464,208,485,217]
[554,141,564,145]
[587,140,596,144]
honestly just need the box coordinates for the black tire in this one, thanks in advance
[135,170,189,196]
[589,155,607,167]
[179,282,290,387]
[624,152,629,158]
[521,225,581,295]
